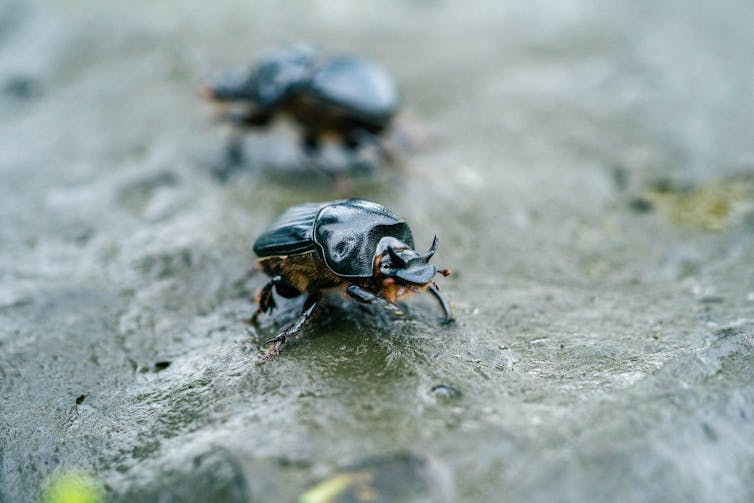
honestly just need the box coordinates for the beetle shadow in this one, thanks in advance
[250,294,449,371]
[207,132,394,185]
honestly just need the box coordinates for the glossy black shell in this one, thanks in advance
[253,199,414,278]
[306,56,399,127]
[245,48,398,125]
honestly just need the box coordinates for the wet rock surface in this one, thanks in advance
[1,1,754,502]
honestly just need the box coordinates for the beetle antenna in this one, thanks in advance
[435,268,451,277]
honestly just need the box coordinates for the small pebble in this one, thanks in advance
[430,384,461,400]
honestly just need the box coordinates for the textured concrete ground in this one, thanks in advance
[1,1,753,502]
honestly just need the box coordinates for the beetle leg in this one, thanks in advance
[249,280,276,324]
[346,285,403,317]
[342,134,360,152]
[242,110,273,128]
[217,109,273,129]
[225,126,245,166]
[300,132,321,158]
[349,128,396,164]
[214,112,274,180]
[250,275,300,324]
[428,283,453,323]
[257,292,323,365]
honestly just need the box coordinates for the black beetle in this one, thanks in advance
[202,46,399,172]
[251,199,452,363]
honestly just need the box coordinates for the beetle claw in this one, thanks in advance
[386,302,404,317]
[256,335,287,365]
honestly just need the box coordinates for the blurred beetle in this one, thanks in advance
[202,46,400,176]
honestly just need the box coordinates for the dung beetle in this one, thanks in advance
[251,198,452,363]
[202,46,400,173]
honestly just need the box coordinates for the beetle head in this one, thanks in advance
[201,69,255,102]
[374,236,441,286]
[201,45,316,106]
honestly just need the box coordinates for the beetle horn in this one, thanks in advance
[422,236,439,262]
[387,245,406,267]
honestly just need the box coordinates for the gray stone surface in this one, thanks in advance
[1,1,753,502]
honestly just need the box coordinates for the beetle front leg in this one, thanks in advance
[215,111,273,179]
[428,283,453,323]
[257,292,323,365]
[345,285,403,317]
